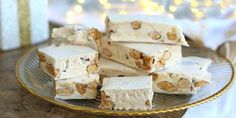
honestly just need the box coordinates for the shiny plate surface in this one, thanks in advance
[16,46,234,116]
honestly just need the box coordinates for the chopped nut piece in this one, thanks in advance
[167,31,177,41]
[151,73,158,81]
[148,31,161,40]
[131,21,142,30]
[135,60,142,68]
[135,58,151,71]
[38,51,46,62]
[87,81,98,89]
[88,28,101,40]
[195,81,208,87]
[99,74,106,84]
[156,60,165,68]
[143,56,153,66]
[129,49,142,60]
[87,63,98,74]
[46,63,59,77]
[157,81,178,92]
[141,64,151,71]
[102,48,112,57]
[177,78,191,89]
[145,100,151,106]
[100,91,114,109]
[162,50,171,60]
[75,83,86,95]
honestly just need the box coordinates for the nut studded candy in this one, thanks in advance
[105,14,188,46]
[51,25,101,50]
[99,76,153,110]
[99,57,146,77]
[99,57,212,94]
[152,57,212,94]
[38,44,99,80]
[55,73,99,99]
[98,36,182,73]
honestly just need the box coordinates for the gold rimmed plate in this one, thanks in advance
[15,46,234,116]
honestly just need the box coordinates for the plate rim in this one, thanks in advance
[15,47,235,116]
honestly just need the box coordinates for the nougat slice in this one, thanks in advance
[105,14,188,46]
[51,25,101,50]
[98,36,182,73]
[38,44,99,80]
[99,76,153,110]
[55,73,99,99]
[99,57,212,94]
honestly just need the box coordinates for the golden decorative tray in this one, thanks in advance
[16,46,234,116]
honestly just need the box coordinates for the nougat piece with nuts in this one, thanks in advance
[38,44,99,80]
[99,76,153,110]
[51,25,101,50]
[152,57,212,94]
[98,36,182,73]
[99,57,212,94]
[105,14,188,46]
[55,73,99,99]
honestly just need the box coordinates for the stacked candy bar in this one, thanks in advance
[38,25,101,100]
[97,14,212,110]
[99,57,212,94]
[36,15,213,111]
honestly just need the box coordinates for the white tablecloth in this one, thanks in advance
[183,77,236,118]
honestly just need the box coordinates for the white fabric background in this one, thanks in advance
[183,76,236,118]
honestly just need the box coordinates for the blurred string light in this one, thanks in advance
[73,5,83,13]
[119,10,127,15]
[189,0,199,7]
[140,0,163,14]
[64,0,234,24]
[174,0,183,5]
[204,0,213,7]
[169,5,177,13]
[77,0,85,4]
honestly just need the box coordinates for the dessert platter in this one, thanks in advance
[15,15,234,116]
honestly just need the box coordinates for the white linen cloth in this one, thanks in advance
[183,78,236,118]
[176,18,236,50]
[181,19,236,118]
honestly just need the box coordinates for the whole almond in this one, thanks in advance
[157,81,178,92]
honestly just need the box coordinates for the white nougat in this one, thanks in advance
[99,57,212,94]
[55,73,99,100]
[100,76,153,110]
[105,14,188,46]
[38,44,99,80]
[98,36,182,73]
[51,25,100,50]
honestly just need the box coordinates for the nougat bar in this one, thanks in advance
[99,76,153,110]
[38,44,99,80]
[98,36,182,73]
[105,14,188,46]
[51,25,101,50]
[153,57,212,94]
[55,73,99,99]
[99,57,212,94]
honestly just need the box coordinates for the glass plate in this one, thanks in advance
[15,46,234,116]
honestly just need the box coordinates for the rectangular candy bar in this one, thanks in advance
[51,25,101,50]
[153,57,212,94]
[98,36,182,73]
[99,57,212,94]
[38,44,99,80]
[55,73,99,99]
[99,76,153,110]
[99,57,145,77]
[105,14,188,46]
